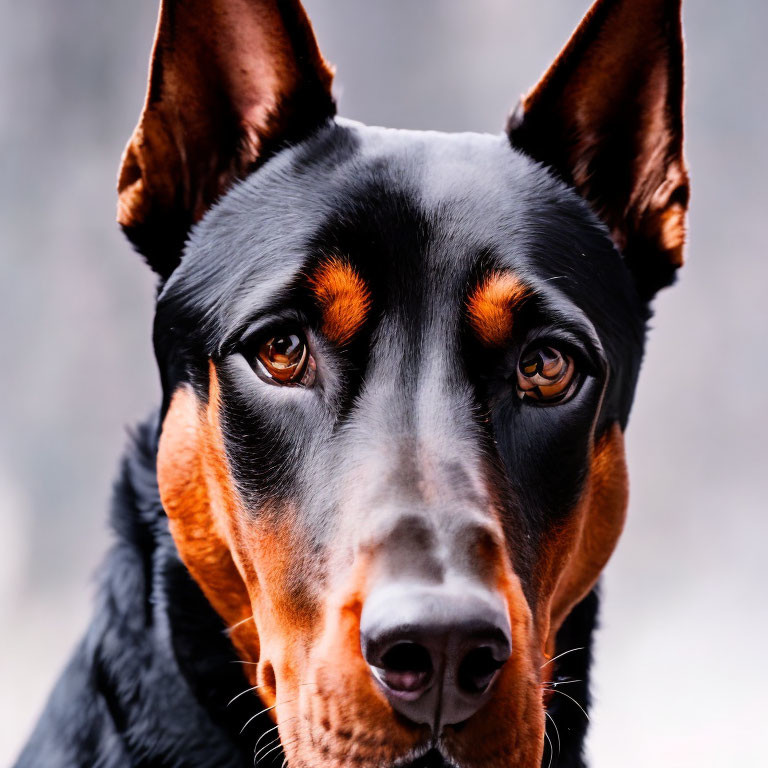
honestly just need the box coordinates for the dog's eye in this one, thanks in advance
[516,346,577,404]
[252,331,315,386]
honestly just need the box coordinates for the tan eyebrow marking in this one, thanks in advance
[308,257,371,345]
[467,271,529,347]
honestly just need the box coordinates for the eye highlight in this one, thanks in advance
[248,330,316,387]
[516,346,577,404]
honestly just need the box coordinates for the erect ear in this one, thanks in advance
[507,0,688,300]
[117,0,335,279]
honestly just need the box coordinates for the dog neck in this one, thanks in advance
[91,412,266,765]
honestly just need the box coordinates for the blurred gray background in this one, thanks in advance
[1,0,765,765]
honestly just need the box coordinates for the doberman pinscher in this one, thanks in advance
[15,0,689,766]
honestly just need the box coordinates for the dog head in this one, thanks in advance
[118,0,687,765]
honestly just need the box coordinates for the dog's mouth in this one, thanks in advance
[396,748,456,768]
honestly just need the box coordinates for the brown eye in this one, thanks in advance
[516,346,577,404]
[254,332,315,386]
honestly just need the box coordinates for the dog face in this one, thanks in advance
[118,1,687,766]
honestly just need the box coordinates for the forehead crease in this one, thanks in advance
[467,270,529,347]
[308,257,371,345]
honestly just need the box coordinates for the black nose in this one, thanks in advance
[359,584,512,727]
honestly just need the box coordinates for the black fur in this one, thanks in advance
[15,418,272,767]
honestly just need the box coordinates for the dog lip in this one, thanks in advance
[393,747,456,768]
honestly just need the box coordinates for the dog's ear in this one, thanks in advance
[507,0,688,299]
[117,0,335,279]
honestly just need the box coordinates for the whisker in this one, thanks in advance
[548,688,590,721]
[240,691,311,735]
[226,615,255,635]
[254,734,281,764]
[228,684,264,707]
[253,717,298,765]
[240,702,284,735]
[231,679,319,709]
[252,723,280,760]
[547,678,582,688]
[545,711,561,754]
[540,647,585,669]
[239,681,318,734]
[543,726,554,768]
[258,737,297,766]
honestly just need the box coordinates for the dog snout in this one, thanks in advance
[359,583,512,728]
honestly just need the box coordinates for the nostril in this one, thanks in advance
[378,642,433,694]
[360,584,512,725]
[457,646,506,694]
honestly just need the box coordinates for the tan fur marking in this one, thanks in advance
[544,424,628,652]
[157,367,260,668]
[309,257,371,344]
[467,271,529,347]
[157,363,322,695]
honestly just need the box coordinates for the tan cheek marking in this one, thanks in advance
[542,423,629,653]
[157,366,260,668]
[158,363,322,697]
[309,257,371,345]
[467,271,529,347]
